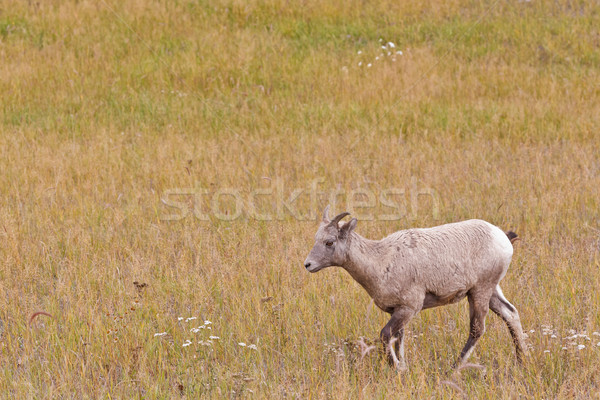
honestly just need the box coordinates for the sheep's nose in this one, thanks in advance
[304,262,312,269]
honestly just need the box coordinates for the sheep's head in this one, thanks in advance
[304,205,357,273]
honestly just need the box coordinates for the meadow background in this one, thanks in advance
[1,0,600,398]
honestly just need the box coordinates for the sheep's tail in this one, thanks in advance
[505,231,519,245]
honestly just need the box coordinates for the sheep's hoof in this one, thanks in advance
[391,360,408,372]
[396,365,408,373]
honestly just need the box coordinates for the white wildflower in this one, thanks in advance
[358,61,363,66]
[204,320,212,325]
[154,332,167,337]
[529,329,535,333]
[543,350,550,353]
[551,334,557,338]
[357,50,362,55]
[562,347,567,350]
[209,336,220,340]
[387,42,395,48]
[396,50,403,55]
[238,342,246,347]
[182,340,192,347]
[178,317,183,321]
[248,344,258,350]
[578,344,585,350]
[367,63,372,68]
[375,56,379,61]
[566,333,590,340]
[185,317,197,322]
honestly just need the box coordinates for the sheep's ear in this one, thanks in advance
[322,205,330,223]
[339,218,357,239]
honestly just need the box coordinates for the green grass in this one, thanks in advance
[1,0,600,398]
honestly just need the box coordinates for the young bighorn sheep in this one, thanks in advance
[304,206,527,370]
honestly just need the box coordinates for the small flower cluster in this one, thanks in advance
[354,39,403,69]
[529,325,600,354]
[238,342,258,350]
[185,319,217,348]
[190,320,213,333]
[178,316,198,322]
[154,316,260,353]
[541,324,558,338]
[563,330,596,350]
[199,336,220,347]
[161,89,188,98]
[154,317,219,349]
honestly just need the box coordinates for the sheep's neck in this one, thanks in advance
[341,233,386,299]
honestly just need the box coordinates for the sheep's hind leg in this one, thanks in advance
[380,308,414,371]
[457,290,490,367]
[489,284,528,363]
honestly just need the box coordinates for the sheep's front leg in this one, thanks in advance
[380,308,415,371]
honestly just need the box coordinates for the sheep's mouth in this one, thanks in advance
[305,263,325,273]
[306,265,320,273]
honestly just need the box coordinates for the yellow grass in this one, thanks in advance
[1,0,599,397]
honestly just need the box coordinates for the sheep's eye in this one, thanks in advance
[325,241,334,247]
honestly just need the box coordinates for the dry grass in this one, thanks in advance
[1,0,600,398]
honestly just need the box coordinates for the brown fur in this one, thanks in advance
[506,231,519,244]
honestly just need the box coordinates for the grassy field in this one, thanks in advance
[1,0,600,397]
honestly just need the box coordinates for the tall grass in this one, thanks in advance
[1,0,599,397]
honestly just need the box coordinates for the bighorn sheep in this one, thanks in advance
[304,206,527,370]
